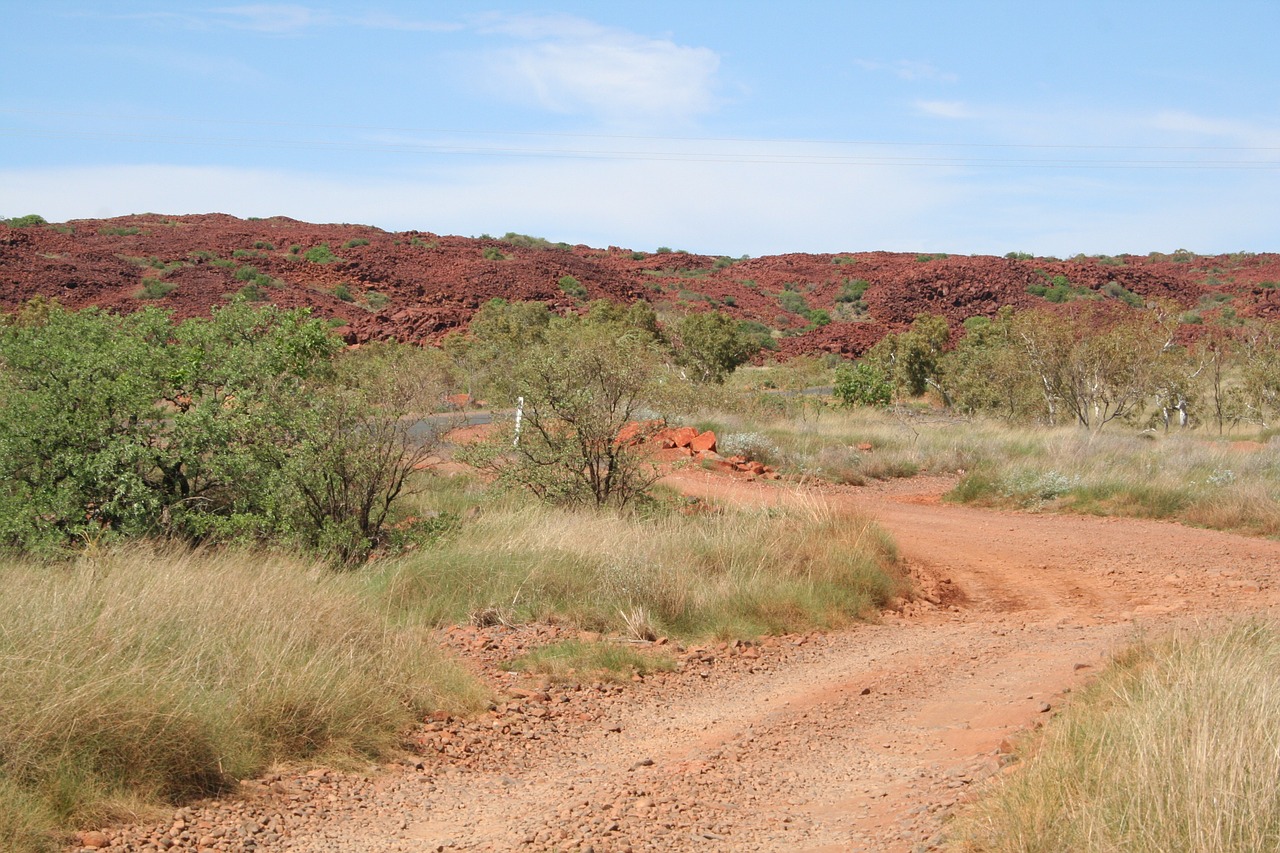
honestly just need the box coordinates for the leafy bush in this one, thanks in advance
[0,302,444,561]
[1004,251,1034,260]
[139,280,177,300]
[718,432,783,465]
[834,362,892,407]
[252,240,274,250]
[501,232,568,250]
[236,283,267,302]
[334,283,355,302]
[234,264,259,281]
[342,238,370,249]
[1101,280,1144,307]
[365,290,389,310]
[482,246,506,261]
[304,244,339,264]
[98,226,140,236]
[558,275,587,298]
[2,215,46,228]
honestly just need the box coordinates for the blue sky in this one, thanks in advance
[3,1,1278,256]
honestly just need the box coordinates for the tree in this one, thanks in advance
[461,317,666,507]
[942,309,1042,420]
[1009,304,1179,430]
[281,344,453,563]
[866,313,950,399]
[674,310,758,383]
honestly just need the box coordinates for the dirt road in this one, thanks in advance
[95,473,1280,853]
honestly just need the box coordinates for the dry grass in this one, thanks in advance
[504,639,677,682]
[371,495,903,640]
[0,544,486,852]
[695,405,1280,537]
[952,620,1280,853]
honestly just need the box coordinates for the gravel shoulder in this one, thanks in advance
[82,473,1280,853]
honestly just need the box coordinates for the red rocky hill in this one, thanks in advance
[3,213,1279,356]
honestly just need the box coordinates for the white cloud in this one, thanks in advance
[915,100,974,119]
[855,59,957,83]
[470,14,721,125]
[211,4,321,33]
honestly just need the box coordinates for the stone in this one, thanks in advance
[78,831,109,849]
[689,431,718,454]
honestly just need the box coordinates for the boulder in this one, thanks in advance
[690,430,718,454]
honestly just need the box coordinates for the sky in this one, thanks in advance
[2,1,1279,257]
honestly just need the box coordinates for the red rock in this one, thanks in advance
[689,431,717,454]
[78,831,109,849]
[668,427,699,448]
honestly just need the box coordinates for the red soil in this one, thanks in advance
[4,213,1279,355]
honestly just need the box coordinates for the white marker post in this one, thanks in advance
[513,396,524,447]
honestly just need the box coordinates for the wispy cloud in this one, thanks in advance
[210,4,321,33]
[470,14,721,125]
[915,100,973,119]
[116,5,457,35]
[856,59,957,83]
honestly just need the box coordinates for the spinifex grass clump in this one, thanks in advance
[953,620,1280,853]
[371,497,901,640]
[0,545,485,852]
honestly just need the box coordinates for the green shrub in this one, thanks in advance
[233,264,259,281]
[365,290,389,310]
[0,302,446,561]
[231,248,262,259]
[237,283,267,302]
[630,251,647,260]
[304,244,339,264]
[98,226,140,236]
[834,362,892,407]
[656,246,673,254]
[139,280,177,300]
[1101,280,1144,307]
[2,215,46,228]
[334,283,355,302]
[252,240,274,250]
[482,246,506,261]
[342,238,370,249]
[558,275,587,298]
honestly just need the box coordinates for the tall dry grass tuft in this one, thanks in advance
[954,620,1280,853]
[0,544,485,852]
[373,498,902,640]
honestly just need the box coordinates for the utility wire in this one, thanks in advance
[2,127,1277,170]
[2,106,1279,154]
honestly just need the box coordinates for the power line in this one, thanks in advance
[3,106,1279,154]
[2,127,1278,170]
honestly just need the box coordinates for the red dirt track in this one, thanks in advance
[7,214,1280,356]
[80,472,1280,852]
